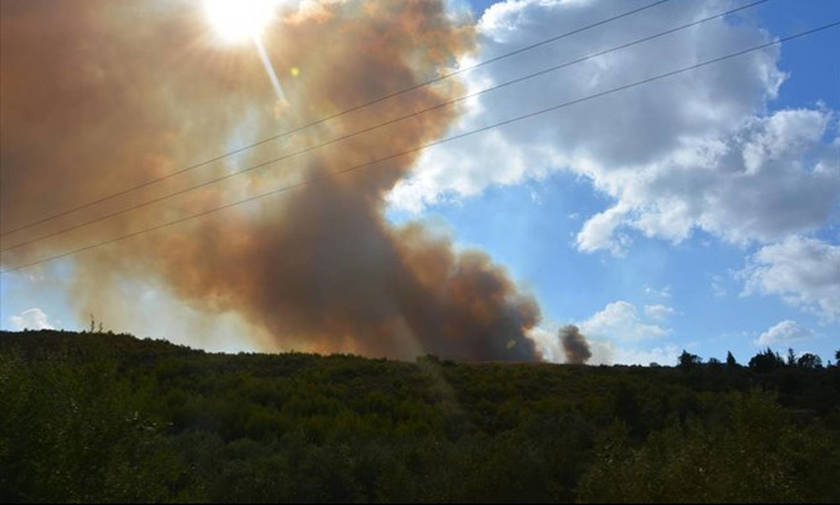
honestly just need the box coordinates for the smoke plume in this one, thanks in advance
[1,0,542,361]
[560,325,591,364]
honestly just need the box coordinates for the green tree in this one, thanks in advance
[796,353,822,369]
[787,348,797,367]
[579,390,840,503]
[748,348,784,373]
[678,350,701,370]
[726,351,738,368]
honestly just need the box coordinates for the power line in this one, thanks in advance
[2,20,836,274]
[0,0,769,253]
[0,0,674,237]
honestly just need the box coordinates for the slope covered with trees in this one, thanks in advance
[2,330,839,502]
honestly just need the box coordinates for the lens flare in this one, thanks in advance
[204,0,279,44]
[203,0,288,105]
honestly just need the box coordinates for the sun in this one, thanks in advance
[203,0,279,44]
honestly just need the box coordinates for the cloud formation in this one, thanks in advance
[388,0,839,255]
[580,300,669,342]
[528,298,680,365]
[539,300,674,365]
[8,308,54,331]
[594,341,681,367]
[739,236,840,321]
[754,319,814,347]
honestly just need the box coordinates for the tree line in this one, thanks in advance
[1,330,839,502]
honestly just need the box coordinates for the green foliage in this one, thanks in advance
[726,351,738,368]
[678,350,702,370]
[749,347,786,373]
[797,353,822,369]
[1,330,839,503]
[578,391,840,503]
[788,348,798,367]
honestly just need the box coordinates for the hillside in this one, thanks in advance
[2,330,839,502]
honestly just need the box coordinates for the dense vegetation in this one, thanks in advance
[2,330,839,503]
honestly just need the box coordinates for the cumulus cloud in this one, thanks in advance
[528,300,680,365]
[529,318,677,366]
[739,236,840,321]
[387,0,839,255]
[579,300,669,341]
[568,300,678,365]
[593,340,681,367]
[754,319,814,347]
[8,308,54,331]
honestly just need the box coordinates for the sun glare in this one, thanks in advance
[204,0,279,44]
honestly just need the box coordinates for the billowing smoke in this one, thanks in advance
[560,325,591,364]
[1,0,542,361]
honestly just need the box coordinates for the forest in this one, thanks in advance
[1,329,839,503]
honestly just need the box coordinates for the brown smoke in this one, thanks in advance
[0,0,542,361]
[560,325,591,364]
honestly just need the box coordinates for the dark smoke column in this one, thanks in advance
[560,325,591,364]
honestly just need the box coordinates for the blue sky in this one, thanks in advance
[2,0,838,365]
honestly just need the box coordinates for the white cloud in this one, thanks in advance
[739,236,840,321]
[754,319,814,347]
[576,203,632,255]
[579,300,669,341]
[528,318,678,366]
[8,308,54,331]
[387,0,839,255]
[594,340,681,366]
[643,304,675,321]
